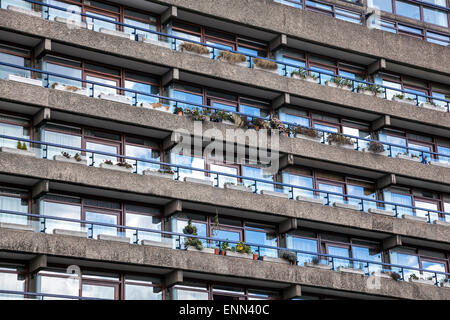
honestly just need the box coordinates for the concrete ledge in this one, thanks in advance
[0,223,33,231]
[434,220,450,227]
[224,184,253,192]
[97,234,130,243]
[304,262,332,270]
[183,176,214,186]
[430,162,450,169]
[142,239,173,248]
[0,147,36,157]
[261,190,289,198]
[7,74,42,86]
[338,266,365,275]
[142,170,174,179]
[187,247,215,254]
[99,27,134,40]
[409,278,436,286]
[0,227,449,300]
[0,152,449,244]
[296,195,323,205]
[6,5,40,17]
[53,229,87,238]
[371,272,392,279]
[99,163,133,173]
[368,208,396,216]
[333,202,360,211]
[402,215,428,223]
[225,251,254,259]
[261,256,289,264]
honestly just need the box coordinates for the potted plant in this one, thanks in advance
[389,271,402,281]
[217,50,247,67]
[279,250,298,265]
[291,67,308,80]
[224,181,252,192]
[220,241,230,255]
[392,94,416,105]
[420,100,447,112]
[269,118,287,136]
[179,42,210,57]
[51,82,89,96]
[363,140,388,156]
[326,133,354,149]
[100,160,133,172]
[17,141,28,151]
[143,168,174,179]
[294,126,322,142]
[8,73,43,87]
[356,84,383,98]
[396,152,421,162]
[173,106,184,116]
[252,58,278,73]
[440,278,450,288]
[325,76,353,91]
[226,241,254,260]
[53,151,87,165]
[252,118,269,131]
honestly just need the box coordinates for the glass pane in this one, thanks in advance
[282,172,314,199]
[0,52,29,79]
[395,1,420,20]
[171,89,203,112]
[41,130,81,160]
[378,132,406,158]
[242,166,274,194]
[319,183,344,206]
[0,270,25,300]
[86,142,117,167]
[368,0,393,12]
[82,284,115,299]
[286,236,318,266]
[347,184,376,211]
[0,195,28,225]
[389,250,420,280]
[175,218,207,248]
[125,145,160,174]
[124,18,157,41]
[414,201,439,222]
[125,284,162,300]
[1,0,32,10]
[37,273,79,300]
[171,288,209,300]
[85,211,118,238]
[43,0,82,22]
[383,189,413,216]
[407,142,430,162]
[328,246,350,270]
[279,113,309,127]
[423,8,448,27]
[212,229,240,250]
[86,75,117,97]
[126,213,161,243]
[0,122,30,150]
[437,145,450,164]
[422,260,446,283]
[210,164,238,188]
[352,246,382,274]
[85,11,117,32]
[245,229,277,258]
[382,80,402,101]
[125,80,159,106]
[40,201,82,234]
[170,154,205,180]
[44,62,82,89]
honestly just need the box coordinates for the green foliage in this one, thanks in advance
[16,141,27,150]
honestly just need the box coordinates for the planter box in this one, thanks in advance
[221,120,234,126]
[338,267,364,275]
[139,102,171,112]
[441,282,450,288]
[260,190,289,199]
[362,148,388,157]
[224,184,253,192]
[97,234,130,243]
[54,16,93,29]
[180,47,210,59]
[99,27,134,40]
[187,247,215,254]
[142,239,173,249]
[0,222,33,232]
[295,133,322,143]
[7,5,41,17]
[296,195,323,205]
[304,75,318,83]
[325,81,352,91]
[143,38,172,49]
[53,155,87,166]
[420,102,447,112]
[357,88,383,98]
[396,153,421,162]
[371,272,391,279]
[252,64,278,74]
[368,208,396,217]
[0,147,36,157]
[99,163,133,173]
[183,177,214,186]
[225,251,254,260]
[429,161,450,168]
[218,59,248,68]
[409,278,435,286]
[333,202,360,211]
[402,214,428,223]
[8,74,42,87]
[52,84,89,96]
[291,73,304,80]
[392,96,416,105]
[329,141,355,150]
[143,170,173,179]
[53,229,87,238]
[304,262,332,270]
[260,256,289,264]
[98,93,132,105]
[433,220,450,227]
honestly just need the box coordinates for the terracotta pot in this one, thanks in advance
[221,251,226,256]
[214,248,219,255]
[253,254,258,260]
[177,111,183,116]
[254,126,260,131]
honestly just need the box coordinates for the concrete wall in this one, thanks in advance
[0,227,448,299]
[0,152,448,244]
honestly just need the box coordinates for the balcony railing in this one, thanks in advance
[1,61,450,166]
[2,0,450,110]
[0,133,449,223]
[0,208,449,287]
[0,289,108,300]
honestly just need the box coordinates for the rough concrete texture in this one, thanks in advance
[0,228,448,299]
[0,152,448,244]
[1,80,449,186]
[0,10,449,132]
[152,0,450,75]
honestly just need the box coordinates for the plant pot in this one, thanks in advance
[304,75,318,83]
[291,73,303,80]
[295,133,322,143]
[99,27,134,40]
[260,256,290,264]
[214,248,219,255]
[362,148,388,157]
[53,155,87,165]
[396,153,421,162]
[98,93,132,105]
[142,37,172,49]
[142,169,173,179]
[304,262,332,270]
[99,162,133,173]
[440,282,450,288]
[337,266,365,275]
[226,251,254,260]
[54,16,93,29]
[187,247,215,254]
[392,96,416,105]
[254,126,260,131]
[325,81,352,91]
[420,102,447,112]
[224,184,253,192]
[371,272,392,279]
[52,84,90,96]
[139,102,171,112]
[252,64,278,74]
[409,278,435,286]
[180,47,210,59]
[177,111,183,116]
[220,251,226,256]
[329,141,355,150]
[221,120,234,125]
[8,74,42,86]
[357,88,383,98]
[253,254,258,260]
[6,5,41,17]
[0,147,36,157]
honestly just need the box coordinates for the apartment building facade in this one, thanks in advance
[0,0,449,300]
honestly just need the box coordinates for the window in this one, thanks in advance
[39,195,82,234]
[0,44,31,80]
[242,166,275,193]
[0,114,31,150]
[124,276,162,300]
[370,0,393,12]
[40,123,82,160]
[0,265,26,300]
[0,188,29,226]
[245,223,278,258]
[423,7,448,27]
[286,234,318,266]
[125,205,162,244]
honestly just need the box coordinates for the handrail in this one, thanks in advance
[1,60,450,164]
[0,289,108,300]
[0,133,449,221]
[3,0,450,109]
[1,209,449,284]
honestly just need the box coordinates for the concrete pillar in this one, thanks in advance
[279,218,297,234]
[270,34,287,51]
[383,235,402,250]
[279,154,294,170]
[164,200,182,217]
[33,107,51,127]
[165,270,183,287]
[368,58,386,75]
[32,180,49,199]
[29,255,47,274]
[282,285,302,300]
[272,93,290,110]
[35,39,51,59]
[371,115,390,131]
[161,6,177,24]
[376,174,396,189]
[162,68,179,87]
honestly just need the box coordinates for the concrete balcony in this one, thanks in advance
[0,227,448,300]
